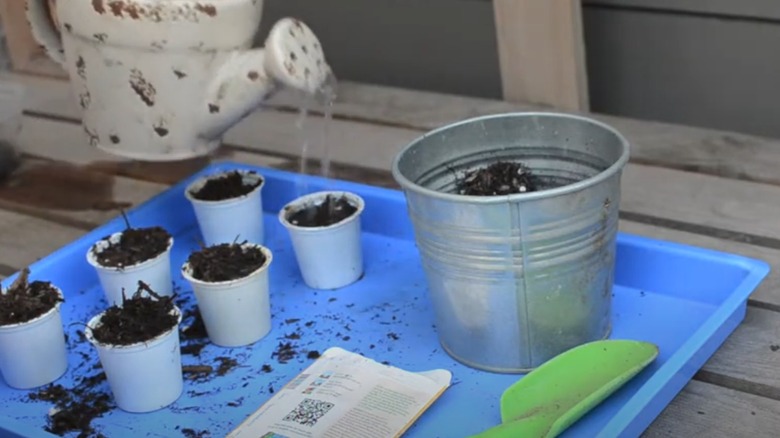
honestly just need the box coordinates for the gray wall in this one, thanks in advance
[259,0,503,99]
[259,0,780,139]
[584,1,780,139]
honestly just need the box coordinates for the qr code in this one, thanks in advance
[282,398,335,427]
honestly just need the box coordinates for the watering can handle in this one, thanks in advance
[25,0,67,67]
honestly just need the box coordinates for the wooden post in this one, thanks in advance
[493,0,589,111]
[0,0,68,79]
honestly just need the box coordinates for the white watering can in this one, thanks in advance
[25,0,331,161]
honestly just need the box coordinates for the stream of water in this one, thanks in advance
[294,73,338,198]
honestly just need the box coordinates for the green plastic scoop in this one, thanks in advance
[471,339,659,438]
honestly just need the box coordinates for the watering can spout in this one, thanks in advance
[200,18,332,140]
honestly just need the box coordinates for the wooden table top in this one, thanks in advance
[1,72,780,437]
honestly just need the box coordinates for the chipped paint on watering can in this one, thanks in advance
[392,113,630,373]
[26,0,331,161]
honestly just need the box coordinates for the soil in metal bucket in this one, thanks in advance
[186,243,267,283]
[91,283,177,346]
[287,194,357,227]
[0,268,62,326]
[93,226,172,268]
[456,161,538,196]
[189,170,262,201]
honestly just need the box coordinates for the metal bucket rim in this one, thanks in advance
[391,111,631,203]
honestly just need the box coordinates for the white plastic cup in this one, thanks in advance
[86,306,183,413]
[181,244,273,347]
[185,170,265,246]
[279,191,365,290]
[87,232,174,307]
[0,286,68,389]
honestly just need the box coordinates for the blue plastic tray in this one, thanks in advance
[0,161,770,438]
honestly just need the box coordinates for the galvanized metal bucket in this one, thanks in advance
[391,112,630,373]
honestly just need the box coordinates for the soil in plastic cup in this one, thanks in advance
[0,287,68,389]
[279,191,365,290]
[0,289,68,389]
[181,244,273,348]
[87,232,174,307]
[185,170,265,246]
[85,307,183,413]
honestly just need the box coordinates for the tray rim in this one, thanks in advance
[0,160,771,438]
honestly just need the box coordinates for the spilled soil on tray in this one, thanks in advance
[456,161,537,196]
[182,357,239,382]
[189,170,262,201]
[0,268,63,326]
[286,194,357,227]
[181,308,209,357]
[93,226,172,268]
[29,372,113,436]
[186,243,267,283]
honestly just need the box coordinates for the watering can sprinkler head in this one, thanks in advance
[263,18,332,95]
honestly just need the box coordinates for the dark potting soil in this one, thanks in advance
[181,429,210,438]
[0,268,62,326]
[287,194,357,227]
[215,357,239,376]
[456,161,537,196]
[272,342,297,364]
[91,285,177,346]
[29,372,112,436]
[94,226,171,268]
[182,357,240,382]
[190,170,262,201]
[186,243,267,283]
[181,307,209,356]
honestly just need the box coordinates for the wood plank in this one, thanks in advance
[0,156,168,230]
[0,209,85,273]
[694,306,780,401]
[18,116,396,189]
[0,263,14,279]
[8,72,780,186]
[644,380,780,438]
[20,111,419,174]
[621,164,780,243]
[23,96,780,258]
[493,0,589,110]
[21,104,780,254]
[20,95,780,254]
[19,116,292,182]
